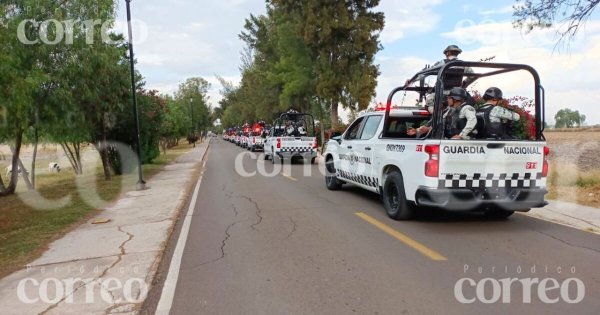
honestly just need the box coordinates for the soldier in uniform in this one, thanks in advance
[444,87,478,139]
[476,87,521,139]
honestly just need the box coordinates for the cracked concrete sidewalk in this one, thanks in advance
[0,141,209,315]
[527,200,600,234]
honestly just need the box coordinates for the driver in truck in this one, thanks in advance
[444,87,478,139]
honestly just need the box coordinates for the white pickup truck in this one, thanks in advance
[265,111,318,164]
[323,61,549,220]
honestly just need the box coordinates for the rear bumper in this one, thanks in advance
[415,186,548,211]
[277,150,317,159]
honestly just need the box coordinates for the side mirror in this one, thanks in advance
[331,135,342,145]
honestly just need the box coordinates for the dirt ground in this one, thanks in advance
[545,130,600,171]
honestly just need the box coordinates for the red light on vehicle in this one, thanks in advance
[425,160,439,177]
[424,145,440,177]
[312,138,317,149]
[252,137,256,144]
[425,145,439,155]
[254,127,261,133]
[276,138,281,149]
[412,111,431,116]
[542,146,549,177]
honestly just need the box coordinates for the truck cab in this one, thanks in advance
[324,61,549,220]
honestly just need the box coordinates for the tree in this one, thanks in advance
[555,108,586,128]
[174,77,212,144]
[274,0,385,128]
[513,0,600,43]
[159,96,188,154]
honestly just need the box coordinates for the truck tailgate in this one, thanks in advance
[438,141,547,189]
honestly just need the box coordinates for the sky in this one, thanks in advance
[115,0,600,125]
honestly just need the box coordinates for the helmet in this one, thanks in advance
[443,45,462,55]
[448,87,466,100]
[483,87,503,101]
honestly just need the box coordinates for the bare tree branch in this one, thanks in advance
[513,0,600,44]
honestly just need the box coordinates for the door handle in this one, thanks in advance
[347,146,353,149]
[365,147,372,151]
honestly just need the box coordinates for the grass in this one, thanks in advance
[0,141,196,278]
[547,162,600,208]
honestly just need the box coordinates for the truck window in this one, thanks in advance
[344,117,365,140]
[360,115,383,140]
[385,117,429,139]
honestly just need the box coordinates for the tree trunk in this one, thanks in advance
[61,142,79,175]
[31,127,39,189]
[330,98,339,131]
[74,142,82,174]
[0,130,24,196]
[18,158,34,190]
[97,139,112,181]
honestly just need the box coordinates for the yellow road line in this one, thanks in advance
[355,212,448,261]
[282,174,298,181]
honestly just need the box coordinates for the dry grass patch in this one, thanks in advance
[0,141,195,278]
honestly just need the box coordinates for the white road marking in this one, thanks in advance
[155,167,205,314]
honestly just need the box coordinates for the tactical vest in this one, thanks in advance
[475,104,507,139]
[444,103,475,138]
[442,59,466,89]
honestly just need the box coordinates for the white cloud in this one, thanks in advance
[378,0,444,43]
[116,0,266,108]
[440,20,600,124]
[478,5,514,16]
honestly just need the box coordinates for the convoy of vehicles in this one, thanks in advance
[222,61,549,221]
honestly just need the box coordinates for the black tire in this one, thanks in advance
[310,157,316,165]
[382,171,415,220]
[484,208,515,220]
[264,153,270,160]
[325,157,343,190]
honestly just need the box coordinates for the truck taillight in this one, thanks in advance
[424,145,440,177]
[312,138,317,149]
[276,138,281,149]
[252,137,256,144]
[542,146,550,177]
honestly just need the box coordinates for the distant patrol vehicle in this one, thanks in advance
[265,110,318,164]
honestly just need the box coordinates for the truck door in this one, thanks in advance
[337,117,365,184]
[351,115,382,192]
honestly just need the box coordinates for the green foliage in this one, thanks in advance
[221,0,385,130]
[107,90,165,174]
[555,108,586,128]
[175,77,212,135]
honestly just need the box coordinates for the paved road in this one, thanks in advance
[160,139,600,314]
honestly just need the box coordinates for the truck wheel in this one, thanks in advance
[484,208,515,219]
[382,171,415,220]
[310,157,316,165]
[325,157,343,190]
[264,153,270,160]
